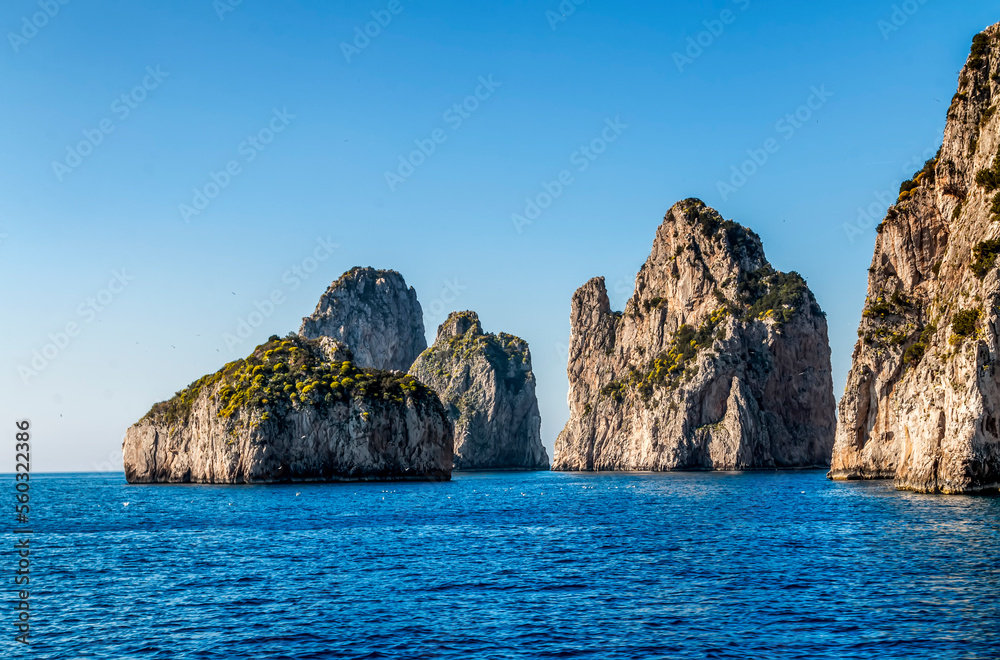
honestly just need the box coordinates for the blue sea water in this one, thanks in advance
[9,470,1000,659]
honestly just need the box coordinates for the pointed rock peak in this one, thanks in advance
[411,311,547,470]
[436,311,483,341]
[573,276,611,309]
[328,267,413,298]
[659,198,765,266]
[300,266,426,372]
[554,201,834,473]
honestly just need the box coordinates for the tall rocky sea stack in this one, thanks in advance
[553,199,835,471]
[300,267,427,372]
[409,311,549,470]
[123,335,452,483]
[832,26,1000,493]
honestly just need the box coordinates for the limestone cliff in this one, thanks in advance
[553,199,835,471]
[832,26,1000,493]
[300,267,427,372]
[409,311,549,470]
[124,335,452,483]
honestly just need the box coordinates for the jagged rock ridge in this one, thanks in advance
[300,267,427,372]
[123,335,452,483]
[409,311,549,470]
[832,26,1000,493]
[553,199,836,471]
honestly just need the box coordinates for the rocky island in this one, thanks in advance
[300,267,427,372]
[409,311,549,470]
[553,199,836,471]
[123,335,453,483]
[831,26,1000,493]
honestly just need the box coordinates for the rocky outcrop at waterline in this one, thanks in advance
[552,199,836,472]
[831,26,1000,494]
[409,311,549,470]
[300,267,427,372]
[123,335,453,483]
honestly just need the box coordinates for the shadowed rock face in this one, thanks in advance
[409,311,549,470]
[300,267,427,372]
[123,335,452,484]
[553,199,836,472]
[832,25,1000,494]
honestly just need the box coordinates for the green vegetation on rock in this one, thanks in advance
[415,316,531,394]
[975,145,1000,191]
[971,239,1000,278]
[970,32,990,67]
[738,267,818,325]
[980,105,997,134]
[898,152,939,202]
[891,291,912,308]
[142,336,435,428]
[680,198,765,264]
[862,290,914,321]
[903,323,936,367]
[144,371,226,427]
[599,308,729,403]
[974,144,1000,217]
[643,297,667,312]
[680,198,726,237]
[952,309,981,337]
[904,342,925,366]
[860,290,925,349]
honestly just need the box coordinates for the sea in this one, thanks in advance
[10,470,1000,659]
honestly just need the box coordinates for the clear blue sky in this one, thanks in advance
[1,0,996,472]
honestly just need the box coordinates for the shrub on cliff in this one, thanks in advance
[952,309,981,338]
[971,239,1000,278]
[970,32,990,67]
[862,297,893,319]
[904,342,926,366]
[898,153,940,201]
[975,146,1000,191]
[898,179,920,200]
[737,268,818,325]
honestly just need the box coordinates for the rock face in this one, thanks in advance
[123,335,452,483]
[300,267,427,372]
[831,26,1000,494]
[409,311,549,470]
[553,199,835,471]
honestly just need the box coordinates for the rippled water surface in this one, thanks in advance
[14,470,1000,659]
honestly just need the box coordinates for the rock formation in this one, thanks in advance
[553,199,836,471]
[123,335,452,483]
[300,267,427,372]
[831,26,1000,493]
[409,311,549,470]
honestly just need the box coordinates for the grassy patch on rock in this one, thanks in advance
[599,308,728,404]
[737,267,819,325]
[142,335,435,428]
[949,308,982,346]
[971,239,1000,278]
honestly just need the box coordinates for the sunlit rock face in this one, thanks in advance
[409,311,549,470]
[300,267,427,372]
[832,26,1000,493]
[554,199,835,472]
